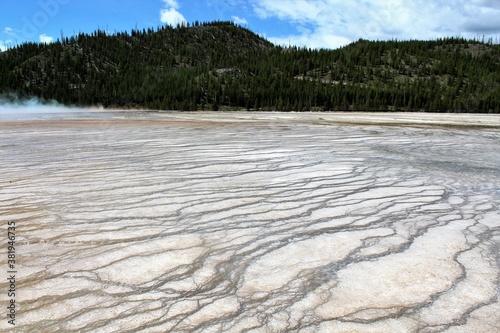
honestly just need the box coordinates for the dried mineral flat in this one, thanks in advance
[0,111,499,332]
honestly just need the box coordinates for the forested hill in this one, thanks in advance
[1,21,499,112]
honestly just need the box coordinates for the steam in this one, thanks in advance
[0,95,104,119]
[1,95,89,112]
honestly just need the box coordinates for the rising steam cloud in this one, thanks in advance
[1,95,75,113]
[0,94,104,119]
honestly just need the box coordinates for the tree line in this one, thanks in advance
[1,21,499,112]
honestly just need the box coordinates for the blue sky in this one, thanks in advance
[1,0,500,52]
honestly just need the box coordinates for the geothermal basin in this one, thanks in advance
[1,111,499,332]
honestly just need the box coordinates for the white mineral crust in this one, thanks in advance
[0,111,499,332]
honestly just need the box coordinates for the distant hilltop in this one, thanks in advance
[1,21,499,112]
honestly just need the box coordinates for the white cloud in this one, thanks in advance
[4,27,17,35]
[462,0,500,34]
[160,0,187,26]
[251,0,500,49]
[232,15,249,25]
[39,34,54,44]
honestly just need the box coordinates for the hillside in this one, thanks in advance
[1,21,499,112]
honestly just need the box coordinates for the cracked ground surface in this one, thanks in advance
[1,111,499,332]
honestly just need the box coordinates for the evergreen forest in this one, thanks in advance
[1,21,499,112]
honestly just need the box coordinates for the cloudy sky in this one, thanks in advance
[1,0,499,51]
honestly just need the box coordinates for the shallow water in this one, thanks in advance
[1,112,499,332]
